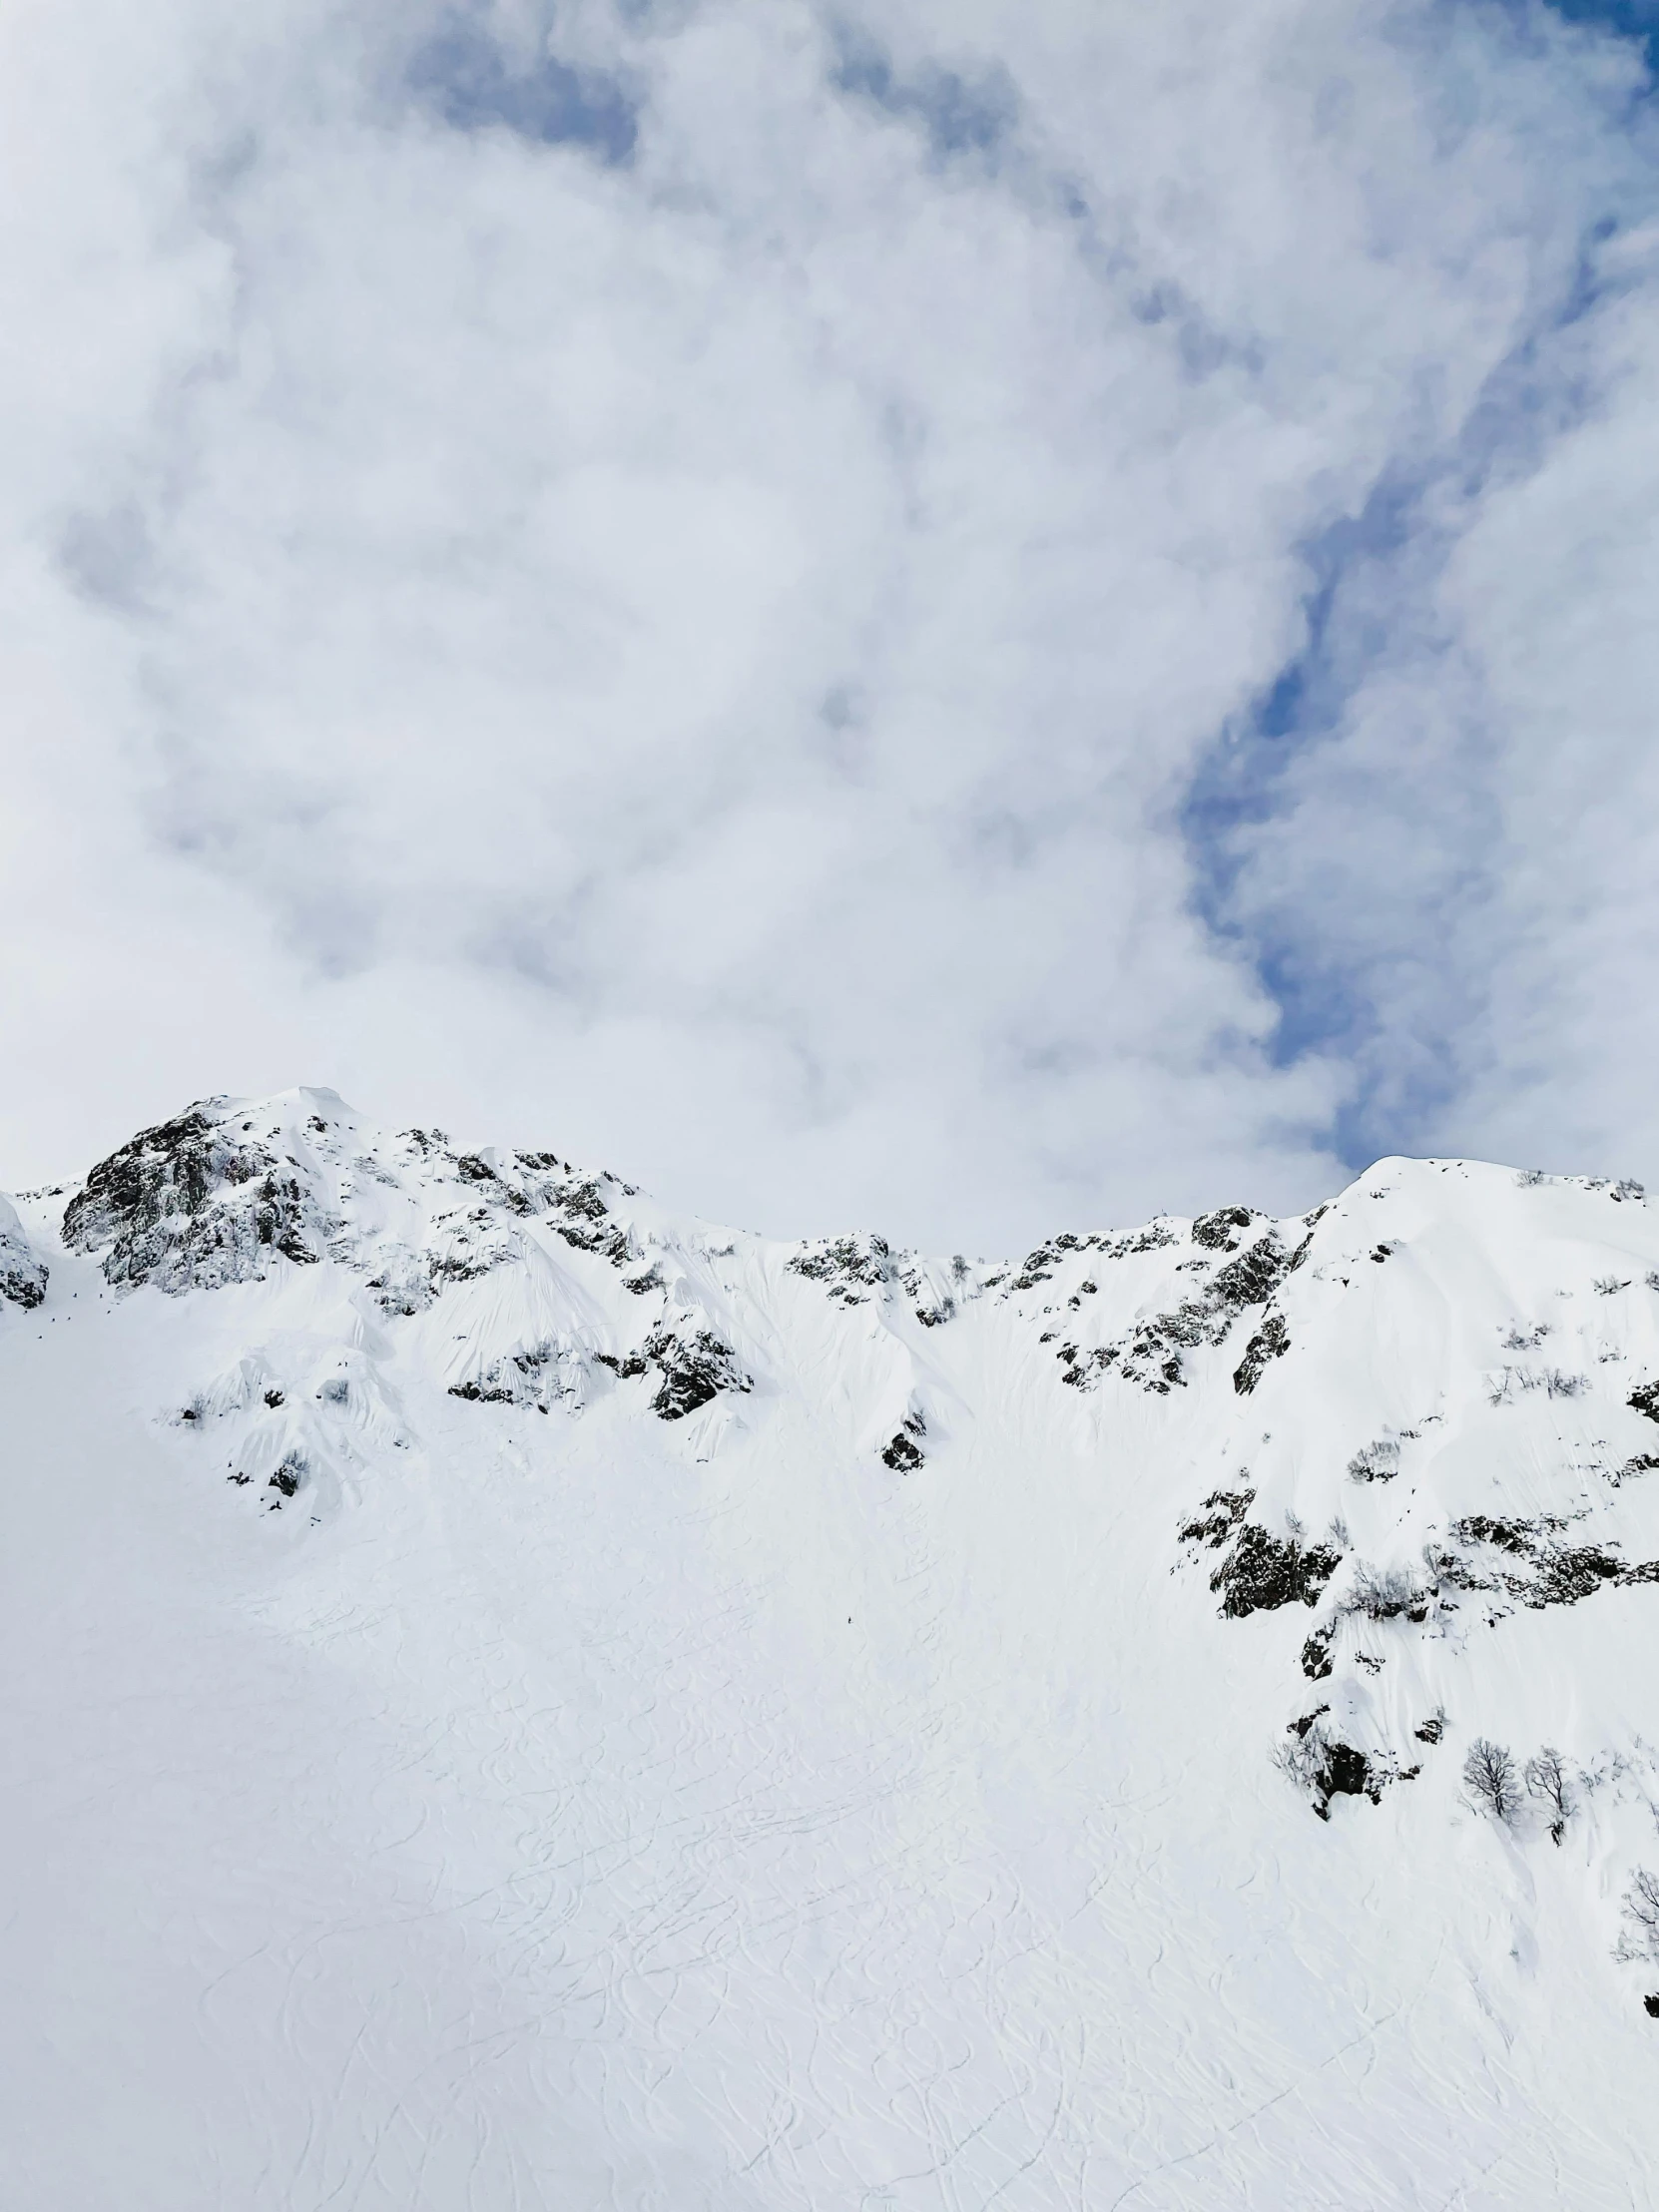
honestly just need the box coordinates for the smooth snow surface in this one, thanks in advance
[4,1089,1659,2208]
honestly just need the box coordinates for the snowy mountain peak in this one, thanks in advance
[7,1097,1659,2205]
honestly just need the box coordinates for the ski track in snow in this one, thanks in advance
[1,1090,1658,2207]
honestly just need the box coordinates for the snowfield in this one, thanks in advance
[4,1087,1659,2209]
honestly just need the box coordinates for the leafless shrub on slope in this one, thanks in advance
[1347,1438,1400,1484]
[1344,1560,1431,1622]
[1463,1738,1519,1823]
[1487,1366,1588,1406]
[1524,1746,1574,1844]
[1619,1868,1659,1962]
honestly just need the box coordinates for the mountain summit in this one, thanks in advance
[6,1089,1659,2208]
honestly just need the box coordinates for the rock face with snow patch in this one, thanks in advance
[61,1103,324,1290]
[0,1192,47,1307]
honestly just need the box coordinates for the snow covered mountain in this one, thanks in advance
[6,1086,1659,2209]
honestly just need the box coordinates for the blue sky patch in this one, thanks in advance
[408,22,637,163]
[830,28,1017,164]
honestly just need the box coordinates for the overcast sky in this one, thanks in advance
[4,0,1659,1249]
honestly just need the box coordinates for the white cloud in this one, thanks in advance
[2,0,1656,1243]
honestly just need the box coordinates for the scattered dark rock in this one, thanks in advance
[1010,1245,1059,1291]
[1099,1224,1179,1260]
[1112,1302,1214,1391]
[880,1409,927,1470]
[556,1179,609,1223]
[548,1216,632,1263]
[789,1235,894,1290]
[1311,1740,1378,1818]
[1212,1236,1294,1311]
[448,1340,593,1411]
[1414,1716,1443,1744]
[267,1451,304,1498]
[1058,1346,1114,1387]
[426,1228,515,1285]
[881,1429,924,1472]
[1211,1524,1341,1619]
[646,1328,751,1420]
[1630,1382,1659,1425]
[1234,1311,1290,1395]
[1531,1547,1624,1604]
[1277,1710,1396,1816]
[1432,1513,1656,1611]
[1302,1625,1336,1679]
[593,1350,650,1380]
[1191,1205,1255,1252]
[1453,1513,1540,1554]
[1645,1994,1659,2019]
[1086,1235,1308,1398]
[1179,1486,1255,1549]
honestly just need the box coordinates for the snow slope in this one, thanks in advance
[4,1087,1659,2209]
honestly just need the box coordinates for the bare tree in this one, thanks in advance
[1346,1561,1427,1621]
[1622,1867,1659,1959]
[1524,1747,1574,1843]
[1348,1438,1401,1484]
[1271,1732,1321,1794]
[1463,1738,1518,1822]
